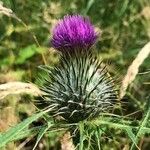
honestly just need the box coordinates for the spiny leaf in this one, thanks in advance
[38,54,117,123]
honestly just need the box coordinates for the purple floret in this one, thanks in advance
[51,15,97,53]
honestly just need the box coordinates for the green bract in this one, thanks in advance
[38,54,117,123]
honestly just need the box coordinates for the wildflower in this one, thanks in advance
[51,15,97,54]
[37,15,117,123]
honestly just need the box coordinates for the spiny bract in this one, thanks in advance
[38,54,117,123]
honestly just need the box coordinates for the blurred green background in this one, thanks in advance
[0,0,150,149]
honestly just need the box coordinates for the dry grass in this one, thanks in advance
[0,82,42,100]
[120,42,150,99]
[0,2,13,17]
[60,132,75,150]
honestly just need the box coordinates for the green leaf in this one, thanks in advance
[32,121,52,150]
[88,117,150,135]
[125,128,138,149]
[11,126,42,141]
[79,122,84,150]
[15,44,43,64]
[130,103,150,150]
[0,110,48,148]
[95,129,101,150]
[84,0,95,14]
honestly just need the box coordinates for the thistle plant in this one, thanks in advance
[0,13,150,150]
[38,15,118,123]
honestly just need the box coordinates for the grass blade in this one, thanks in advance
[32,125,49,150]
[0,110,49,148]
[130,102,150,150]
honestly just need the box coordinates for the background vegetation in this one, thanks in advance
[0,0,150,149]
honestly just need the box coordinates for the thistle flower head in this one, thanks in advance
[38,55,117,123]
[51,15,97,53]
[37,15,117,123]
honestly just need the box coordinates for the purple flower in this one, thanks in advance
[51,15,97,53]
